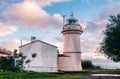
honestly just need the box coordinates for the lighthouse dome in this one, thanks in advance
[62,15,83,34]
[66,14,78,24]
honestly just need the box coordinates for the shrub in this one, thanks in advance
[0,51,36,72]
[82,60,94,68]
[82,60,102,70]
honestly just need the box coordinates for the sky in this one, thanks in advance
[0,0,120,69]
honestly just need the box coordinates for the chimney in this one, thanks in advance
[31,36,36,42]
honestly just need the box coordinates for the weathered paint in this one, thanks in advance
[59,14,83,71]
[64,34,80,52]
[19,41,58,72]
[58,53,82,71]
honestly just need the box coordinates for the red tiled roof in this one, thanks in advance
[0,51,10,55]
[0,49,11,55]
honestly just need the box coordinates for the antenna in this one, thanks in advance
[62,15,66,26]
[70,4,73,16]
[20,40,22,46]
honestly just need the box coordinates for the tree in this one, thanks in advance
[99,14,120,62]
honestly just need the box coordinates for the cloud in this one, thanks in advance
[81,0,90,3]
[0,22,18,37]
[51,39,63,54]
[49,2,120,61]
[37,0,70,8]
[0,0,63,31]
[80,2,120,68]
[81,2,120,54]
[91,58,120,69]
[107,0,113,3]
[52,14,63,28]
[55,37,63,42]
[0,38,30,52]
[82,53,120,69]
[0,39,20,51]
[99,2,120,19]
[81,0,113,3]
[81,20,106,54]
[0,0,70,10]
[6,1,51,28]
[0,0,65,53]
[79,21,88,29]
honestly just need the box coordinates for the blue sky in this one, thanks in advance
[0,0,120,69]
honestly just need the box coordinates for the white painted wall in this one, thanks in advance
[64,34,81,52]
[58,53,82,71]
[0,54,8,57]
[19,41,58,72]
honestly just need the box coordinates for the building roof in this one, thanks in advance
[66,15,78,24]
[19,40,57,48]
[0,48,11,55]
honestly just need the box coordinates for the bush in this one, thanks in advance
[82,60,102,70]
[0,51,37,72]
[82,60,94,68]
[0,52,26,72]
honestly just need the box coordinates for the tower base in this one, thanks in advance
[58,52,82,71]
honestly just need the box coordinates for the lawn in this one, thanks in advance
[0,70,119,79]
[0,71,84,79]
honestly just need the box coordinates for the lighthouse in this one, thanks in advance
[58,13,83,71]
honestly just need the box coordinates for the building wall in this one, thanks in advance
[64,34,80,52]
[58,53,82,71]
[19,41,58,72]
[0,54,8,57]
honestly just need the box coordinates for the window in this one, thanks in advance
[69,20,76,24]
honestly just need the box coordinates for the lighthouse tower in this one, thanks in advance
[59,13,83,71]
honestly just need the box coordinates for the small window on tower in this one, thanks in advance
[69,20,75,24]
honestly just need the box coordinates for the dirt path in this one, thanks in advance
[74,76,120,79]
[69,70,120,79]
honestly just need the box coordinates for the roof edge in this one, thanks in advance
[19,40,57,48]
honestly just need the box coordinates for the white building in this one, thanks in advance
[19,37,58,72]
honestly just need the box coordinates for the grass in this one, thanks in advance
[83,68,102,70]
[0,71,84,79]
[0,69,119,79]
